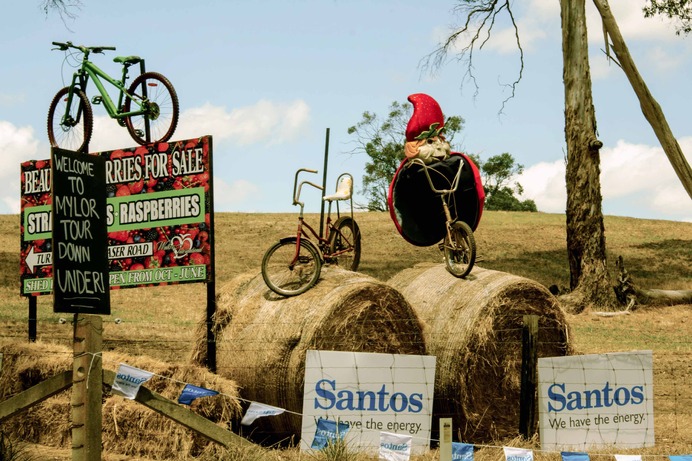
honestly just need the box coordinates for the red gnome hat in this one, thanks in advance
[405,93,445,142]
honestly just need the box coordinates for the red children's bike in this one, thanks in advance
[261,168,362,297]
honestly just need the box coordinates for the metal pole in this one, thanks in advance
[28,296,37,342]
[319,128,330,238]
[206,137,217,373]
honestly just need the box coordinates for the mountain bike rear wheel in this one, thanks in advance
[327,216,361,271]
[444,220,476,278]
[262,237,322,297]
[47,87,93,153]
[124,72,179,145]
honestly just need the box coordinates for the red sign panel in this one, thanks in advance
[20,136,213,296]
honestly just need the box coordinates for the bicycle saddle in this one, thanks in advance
[113,55,143,66]
[323,175,352,202]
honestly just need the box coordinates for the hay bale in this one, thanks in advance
[0,342,242,459]
[198,266,426,444]
[388,264,573,443]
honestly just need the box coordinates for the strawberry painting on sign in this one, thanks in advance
[19,136,214,296]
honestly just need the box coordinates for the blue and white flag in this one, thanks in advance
[669,456,692,461]
[178,383,219,405]
[504,447,534,461]
[240,401,286,426]
[379,431,412,461]
[452,442,474,461]
[561,452,589,461]
[311,417,350,450]
[111,364,153,400]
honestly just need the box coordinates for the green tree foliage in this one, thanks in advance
[348,101,534,212]
[467,152,537,212]
[643,0,692,35]
[347,100,463,211]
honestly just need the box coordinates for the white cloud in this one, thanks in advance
[175,100,311,146]
[213,177,261,209]
[517,160,566,213]
[586,0,679,44]
[517,138,692,221]
[0,121,41,214]
[603,138,692,218]
[72,99,312,153]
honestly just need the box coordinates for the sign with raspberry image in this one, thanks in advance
[20,136,214,296]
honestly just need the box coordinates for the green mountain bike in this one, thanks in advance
[48,41,179,152]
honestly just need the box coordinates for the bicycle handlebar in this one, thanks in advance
[292,168,323,208]
[408,156,465,195]
[52,41,116,54]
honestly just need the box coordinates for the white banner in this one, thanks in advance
[504,447,534,461]
[615,455,642,461]
[538,350,654,450]
[379,431,412,461]
[111,364,153,399]
[241,401,286,426]
[300,350,436,454]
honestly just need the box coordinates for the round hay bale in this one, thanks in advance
[0,342,242,459]
[388,264,573,443]
[203,266,426,444]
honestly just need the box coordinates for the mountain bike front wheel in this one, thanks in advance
[261,237,322,297]
[124,72,179,145]
[327,216,361,271]
[444,220,476,278]
[47,87,93,153]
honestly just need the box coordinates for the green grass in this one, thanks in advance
[2,211,691,460]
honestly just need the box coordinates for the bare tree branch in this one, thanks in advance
[420,0,524,115]
[41,0,83,31]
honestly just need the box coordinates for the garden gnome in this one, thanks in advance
[404,93,451,164]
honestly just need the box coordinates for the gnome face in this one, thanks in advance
[403,93,451,164]
[416,136,451,163]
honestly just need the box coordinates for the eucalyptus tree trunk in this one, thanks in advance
[560,0,618,312]
[593,0,692,199]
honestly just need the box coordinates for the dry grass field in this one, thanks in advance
[0,211,690,460]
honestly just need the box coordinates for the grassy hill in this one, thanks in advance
[1,211,690,460]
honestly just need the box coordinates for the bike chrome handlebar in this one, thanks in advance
[408,156,464,195]
[292,168,323,208]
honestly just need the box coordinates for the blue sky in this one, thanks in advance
[2,0,692,221]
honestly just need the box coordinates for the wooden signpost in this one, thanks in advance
[51,147,110,460]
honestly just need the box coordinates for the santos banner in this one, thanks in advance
[537,350,654,450]
[301,350,436,454]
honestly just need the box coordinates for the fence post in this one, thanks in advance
[71,314,103,461]
[519,314,539,439]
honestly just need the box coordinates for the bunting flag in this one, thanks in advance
[311,417,350,450]
[669,456,692,461]
[452,442,474,461]
[561,452,590,461]
[240,401,286,426]
[615,455,642,461]
[504,446,534,461]
[177,383,219,405]
[111,364,153,400]
[379,431,412,461]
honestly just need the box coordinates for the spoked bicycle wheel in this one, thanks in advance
[47,87,93,153]
[443,220,476,278]
[124,72,179,145]
[261,237,322,297]
[327,216,361,271]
